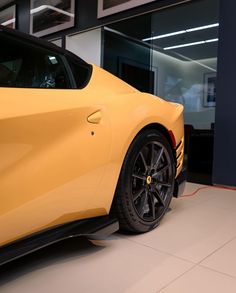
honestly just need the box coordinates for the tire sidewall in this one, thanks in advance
[118,129,175,232]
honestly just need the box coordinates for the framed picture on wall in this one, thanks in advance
[98,0,156,18]
[118,57,157,94]
[0,5,16,29]
[30,0,75,37]
[203,72,217,107]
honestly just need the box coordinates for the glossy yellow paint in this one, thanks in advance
[0,65,184,247]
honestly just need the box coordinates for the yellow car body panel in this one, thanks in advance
[0,64,184,247]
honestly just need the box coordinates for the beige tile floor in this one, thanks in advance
[1,182,236,293]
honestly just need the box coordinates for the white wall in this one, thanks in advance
[66,28,102,66]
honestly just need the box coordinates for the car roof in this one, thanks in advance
[0,25,88,66]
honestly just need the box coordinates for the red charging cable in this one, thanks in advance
[182,185,236,198]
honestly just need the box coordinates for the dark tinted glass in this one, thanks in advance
[67,56,92,89]
[0,35,69,89]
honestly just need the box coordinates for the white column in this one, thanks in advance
[66,28,102,66]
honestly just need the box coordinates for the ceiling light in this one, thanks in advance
[142,30,186,41]
[163,38,218,50]
[205,38,219,43]
[31,5,74,17]
[142,23,219,42]
[1,18,15,26]
[186,23,219,32]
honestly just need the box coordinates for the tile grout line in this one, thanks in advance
[118,196,236,263]
[156,249,236,293]
[117,183,236,292]
[120,235,196,264]
[118,235,199,293]
[155,235,236,292]
[119,233,236,292]
[156,263,199,293]
[197,234,236,265]
[121,232,236,266]
[156,238,236,293]
[197,234,236,279]
[199,264,236,280]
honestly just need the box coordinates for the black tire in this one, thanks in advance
[112,129,175,233]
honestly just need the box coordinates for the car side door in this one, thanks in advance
[0,32,111,246]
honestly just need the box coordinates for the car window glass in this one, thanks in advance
[0,35,70,89]
[66,56,92,89]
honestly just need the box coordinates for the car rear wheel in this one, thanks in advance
[112,129,175,233]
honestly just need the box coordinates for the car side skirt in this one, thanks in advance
[0,216,119,266]
[173,169,186,198]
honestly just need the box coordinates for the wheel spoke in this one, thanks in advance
[153,147,164,169]
[132,173,146,181]
[139,150,148,172]
[153,188,165,207]
[129,136,174,224]
[152,164,170,177]
[137,190,148,217]
[133,188,145,201]
[148,192,156,220]
[157,181,172,188]
[150,143,156,168]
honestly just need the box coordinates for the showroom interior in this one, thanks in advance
[1,0,236,292]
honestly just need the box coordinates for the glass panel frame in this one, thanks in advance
[50,38,63,47]
[97,0,155,18]
[0,5,16,29]
[30,0,75,37]
[148,0,219,130]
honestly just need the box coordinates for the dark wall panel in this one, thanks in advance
[77,0,190,32]
[103,30,151,75]
[12,0,190,38]
[213,0,236,186]
[16,0,30,33]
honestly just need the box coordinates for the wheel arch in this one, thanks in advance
[133,123,177,175]
[136,123,175,152]
[110,124,176,231]
[122,122,177,175]
[109,122,176,211]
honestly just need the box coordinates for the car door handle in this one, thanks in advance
[87,110,102,124]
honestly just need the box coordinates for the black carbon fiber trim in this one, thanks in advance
[0,216,119,266]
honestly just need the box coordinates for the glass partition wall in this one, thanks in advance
[0,5,16,29]
[103,0,219,184]
[148,0,218,129]
[30,0,75,36]
[103,14,153,93]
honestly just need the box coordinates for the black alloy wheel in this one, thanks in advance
[113,129,175,233]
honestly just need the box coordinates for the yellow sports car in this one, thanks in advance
[0,25,185,265]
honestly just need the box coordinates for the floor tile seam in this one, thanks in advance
[170,200,208,212]
[121,234,236,266]
[179,196,215,205]
[195,198,236,212]
[197,235,236,265]
[180,188,236,205]
[122,237,196,264]
[183,185,236,196]
[173,200,236,216]
[156,262,236,293]
[169,192,236,218]
[155,263,198,293]
[169,201,213,215]
[206,205,236,213]
[199,263,236,280]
